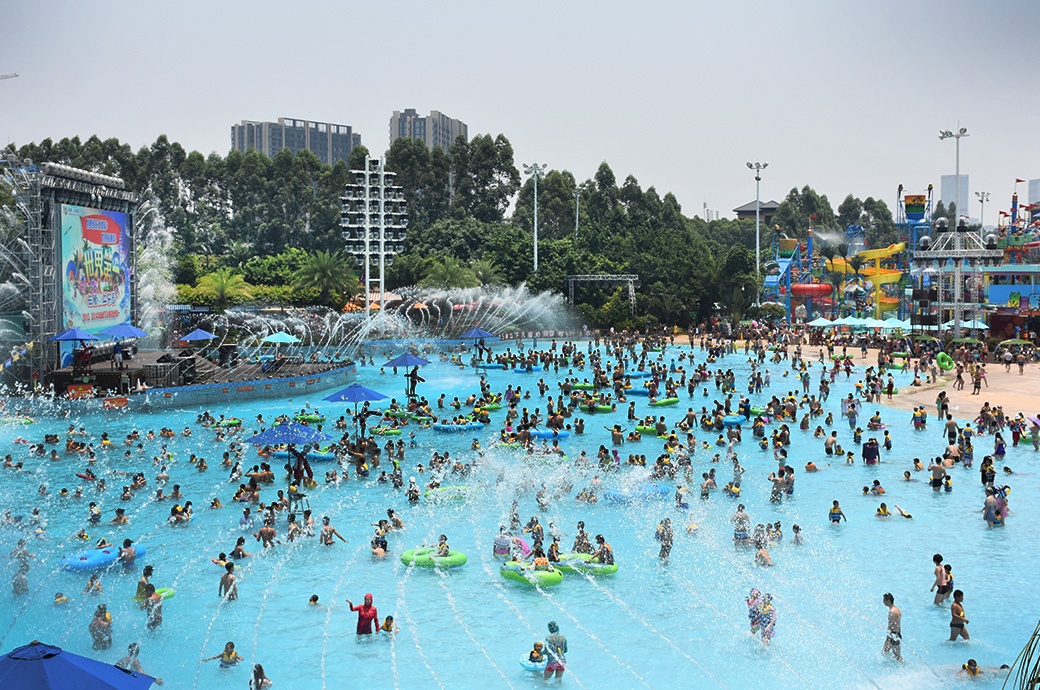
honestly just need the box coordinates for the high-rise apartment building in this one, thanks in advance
[389,109,467,152]
[231,117,362,166]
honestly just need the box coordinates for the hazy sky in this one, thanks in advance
[3,0,1038,225]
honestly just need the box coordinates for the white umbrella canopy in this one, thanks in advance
[807,317,833,327]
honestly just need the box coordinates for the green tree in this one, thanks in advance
[470,258,506,286]
[291,250,360,307]
[420,256,480,288]
[772,186,837,237]
[195,268,253,310]
[449,134,520,222]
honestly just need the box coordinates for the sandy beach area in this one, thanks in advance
[679,335,1040,422]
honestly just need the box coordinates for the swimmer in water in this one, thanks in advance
[203,641,244,667]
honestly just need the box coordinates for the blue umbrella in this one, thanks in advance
[261,332,301,344]
[381,353,431,368]
[324,384,388,441]
[249,422,331,446]
[181,328,218,342]
[0,640,157,689]
[324,383,388,404]
[99,323,148,339]
[460,327,496,339]
[49,327,99,342]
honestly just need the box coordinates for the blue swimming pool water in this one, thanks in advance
[0,342,1033,689]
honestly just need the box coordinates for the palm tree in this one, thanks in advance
[420,256,480,288]
[291,250,360,307]
[470,258,506,286]
[195,267,253,311]
[223,240,255,269]
[826,272,845,318]
[652,293,685,327]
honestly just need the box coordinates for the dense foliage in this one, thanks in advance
[4,133,902,326]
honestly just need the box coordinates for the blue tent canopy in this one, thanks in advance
[181,329,217,342]
[0,641,157,689]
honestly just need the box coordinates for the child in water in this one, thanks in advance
[528,641,545,663]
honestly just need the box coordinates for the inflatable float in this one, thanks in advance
[400,547,468,568]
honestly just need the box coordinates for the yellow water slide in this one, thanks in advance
[825,243,906,315]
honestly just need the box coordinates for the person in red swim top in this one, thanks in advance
[346,593,379,634]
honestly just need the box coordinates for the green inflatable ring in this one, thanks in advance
[581,404,615,413]
[749,407,766,415]
[571,383,596,390]
[294,414,326,424]
[555,552,618,576]
[499,561,564,586]
[373,427,402,436]
[891,352,909,358]
[650,397,680,407]
[936,352,954,371]
[480,403,502,411]
[634,425,657,434]
[400,547,468,568]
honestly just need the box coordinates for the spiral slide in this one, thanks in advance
[826,243,906,314]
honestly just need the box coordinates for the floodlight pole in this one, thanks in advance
[523,163,547,272]
[747,161,768,305]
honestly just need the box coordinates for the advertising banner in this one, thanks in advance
[59,205,131,366]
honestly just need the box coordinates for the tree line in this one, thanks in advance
[3,133,901,327]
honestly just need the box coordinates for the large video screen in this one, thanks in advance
[60,204,131,334]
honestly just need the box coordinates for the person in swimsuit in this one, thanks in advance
[882,593,903,661]
[949,590,969,641]
[346,593,379,634]
[828,500,846,523]
[544,621,568,680]
[320,516,346,545]
[931,553,949,606]
[204,640,244,667]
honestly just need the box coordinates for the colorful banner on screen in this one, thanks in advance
[904,195,926,222]
[60,204,131,332]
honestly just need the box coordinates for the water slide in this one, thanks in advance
[825,243,906,314]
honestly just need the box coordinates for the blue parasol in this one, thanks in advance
[261,332,301,344]
[0,640,157,689]
[249,422,331,446]
[381,353,431,368]
[460,327,496,339]
[99,323,148,339]
[49,328,99,342]
[324,383,388,404]
[181,329,218,342]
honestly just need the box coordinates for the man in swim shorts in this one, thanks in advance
[882,593,902,661]
[544,620,567,680]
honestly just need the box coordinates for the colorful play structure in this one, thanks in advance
[762,226,909,320]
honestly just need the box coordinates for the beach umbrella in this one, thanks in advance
[324,384,388,441]
[324,383,388,404]
[950,337,982,345]
[863,318,888,328]
[261,332,301,344]
[382,353,431,368]
[999,338,1032,346]
[98,323,147,339]
[181,328,217,342]
[382,354,431,398]
[460,327,496,339]
[807,317,833,327]
[249,422,331,446]
[49,327,99,342]
[0,640,157,689]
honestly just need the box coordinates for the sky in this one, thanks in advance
[2,0,1039,226]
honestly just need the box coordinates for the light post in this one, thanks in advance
[746,161,768,303]
[573,188,580,239]
[975,190,989,238]
[523,162,547,271]
[939,127,968,223]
